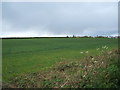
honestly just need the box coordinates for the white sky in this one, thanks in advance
[2,0,119,2]
[1,1,119,37]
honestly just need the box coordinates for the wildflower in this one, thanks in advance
[97,48,99,50]
[83,75,86,78]
[90,56,94,61]
[91,58,94,61]
[102,45,107,49]
[94,61,97,63]
[85,51,89,53]
[84,65,87,68]
[80,52,83,54]
[102,62,104,64]
[106,47,108,49]
[89,65,92,67]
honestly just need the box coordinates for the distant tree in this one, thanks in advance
[83,36,88,38]
[66,36,69,38]
[89,36,92,38]
[73,35,76,38]
[97,36,104,38]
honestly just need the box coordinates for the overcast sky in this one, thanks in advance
[1,2,118,37]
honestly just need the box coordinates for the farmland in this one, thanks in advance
[2,38,118,87]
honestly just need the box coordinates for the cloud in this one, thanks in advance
[0,2,2,34]
[2,0,119,2]
[2,2,118,37]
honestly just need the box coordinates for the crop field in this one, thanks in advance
[2,38,118,85]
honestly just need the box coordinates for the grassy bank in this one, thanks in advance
[3,49,120,88]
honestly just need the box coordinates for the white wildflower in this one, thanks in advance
[85,51,89,53]
[97,48,100,50]
[89,65,92,67]
[91,58,94,61]
[104,45,106,48]
[80,52,83,54]
[102,45,107,49]
[94,61,97,63]
[106,47,108,49]
[102,62,104,64]
[83,75,86,78]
